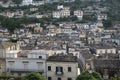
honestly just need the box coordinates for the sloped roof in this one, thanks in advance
[47,55,77,62]
[93,59,120,69]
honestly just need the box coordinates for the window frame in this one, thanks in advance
[58,77,61,80]
[68,67,72,72]
[68,78,72,80]
[48,77,52,80]
[48,66,51,71]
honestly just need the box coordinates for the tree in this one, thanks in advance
[102,19,112,28]
[12,0,22,4]
[9,38,18,43]
[1,18,21,32]
[83,14,97,22]
[0,76,23,80]
[76,71,103,80]
[1,0,8,3]
[23,72,45,80]
[70,16,78,21]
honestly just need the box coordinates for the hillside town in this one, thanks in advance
[0,0,120,80]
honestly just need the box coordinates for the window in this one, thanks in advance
[39,56,42,59]
[8,61,14,69]
[10,46,12,50]
[23,63,28,70]
[18,73,21,76]
[15,45,17,50]
[11,73,14,75]
[37,62,43,70]
[56,67,63,75]
[13,45,16,50]
[56,67,63,72]
[23,61,29,70]
[68,67,71,72]
[58,77,61,80]
[68,78,72,80]
[48,77,52,80]
[48,66,51,71]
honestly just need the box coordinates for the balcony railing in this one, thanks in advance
[55,71,63,75]
[7,69,44,73]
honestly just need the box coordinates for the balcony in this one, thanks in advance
[55,71,63,75]
[8,69,44,73]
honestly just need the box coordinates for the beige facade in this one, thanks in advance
[0,42,21,58]
[46,56,79,80]
[74,10,83,20]
[0,59,5,74]
[96,48,116,54]
[34,26,43,33]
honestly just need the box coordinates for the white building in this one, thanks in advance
[53,11,61,18]
[97,14,107,20]
[45,0,75,3]
[0,42,21,73]
[93,45,116,55]
[0,42,21,58]
[6,50,48,76]
[76,23,90,30]
[33,1,45,6]
[74,10,83,20]
[61,27,74,34]
[53,7,70,18]
[57,5,64,10]
[61,9,70,17]
[22,0,33,5]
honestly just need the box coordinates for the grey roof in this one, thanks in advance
[80,50,93,60]
[47,55,77,62]
[97,53,119,59]
[93,59,120,69]
[91,43,115,49]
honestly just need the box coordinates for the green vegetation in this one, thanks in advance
[0,16,40,32]
[101,0,120,21]
[0,0,22,4]
[82,14,97,22]
[63,0,97,10]
[12,0,22,4]
[9,38,18,43]
[0,3,57,13]
[0,0,119,31]
[0,72,45,80]
[0,76,23,80]
[55,16,78,22]
[102,19,112,28]
[76,71,103,80]
[23,72,45,80]
[1,18,22,32]
[0,15,79,32]
[0,0,8,3]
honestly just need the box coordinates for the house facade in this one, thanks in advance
[46,55,79,80]
[74,10,83,20]
[0,42,21,58]
[53,7,70,18]
[6,50,47,76]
